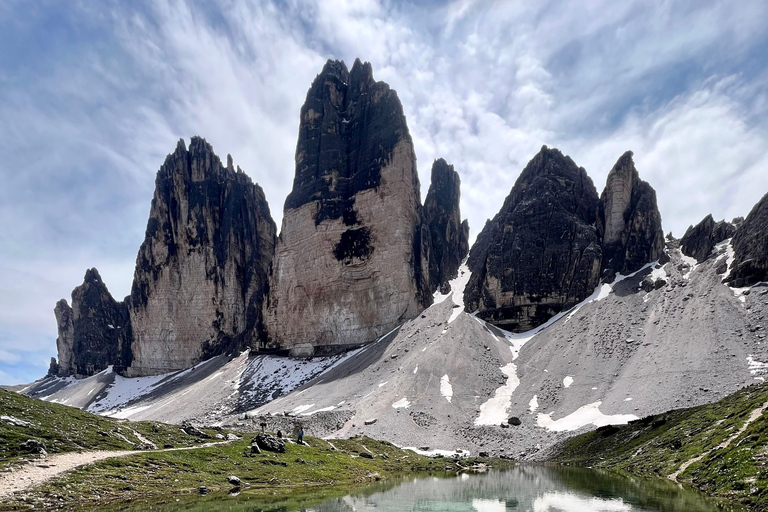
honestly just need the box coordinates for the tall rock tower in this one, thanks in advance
[464,146,602,332]
[125,137,276,376]
[266,59,431,356]
[597,151,665,277]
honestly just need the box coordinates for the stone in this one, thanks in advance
[226,433,241,441]
[266,59,431,356]
[53,269,133,377]
[464,146,602,332]
[727,191,768,287]
[250,443,261,454]
[423,158,470,291]
[19,439,46,453]
[597,151,665,277]
[125,137,276,376]
[507,417,522,426]
[181,422,210,439]
[359,452,374,459]
[227,475,241,486]
[479,451,489,458]
[364,418,377,425]
[681,214,736,262]
[253,433,286,453]
[1,416,30,428]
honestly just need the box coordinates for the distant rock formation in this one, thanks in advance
[266,59,431,356]
[54,269,132,378]
[423,159,470,293]
[125,137,276,376]
[597,151,665,277]
[727,192,768,287]
[464,146,602,332]
[681,214,737,262]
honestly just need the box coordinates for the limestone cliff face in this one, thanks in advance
[727,191,768,287]
[125,137,276,376]
[423,159,470,293]
[681,214,737,262]
[54,269,132,378]
[464,146,602,332]
[266,59,430,356]
[597,151,665,277]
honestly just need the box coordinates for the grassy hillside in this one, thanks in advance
[0,389,214,466]
[550,382,768,510]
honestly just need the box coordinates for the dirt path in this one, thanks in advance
[668,400,768,482]
[0,440,232,500]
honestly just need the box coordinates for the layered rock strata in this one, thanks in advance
[727,191,768,287]
[680,214,737,262]
[54,268,132,377]
[125,137,276,376]
[423,159,470,293]
[597,151,665,277]
[464,146,603,332]
[266,59,431,356]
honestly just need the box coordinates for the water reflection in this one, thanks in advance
[93,465,746,512]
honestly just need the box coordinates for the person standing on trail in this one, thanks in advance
[297,426,304,444]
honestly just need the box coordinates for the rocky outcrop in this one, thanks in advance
[726,192,768,287]
[266,59,430,356]
[680,214,737,262]
[423,159,469,293]
[464,146,602,332]
[597,151,665,277]
[124,137,276,376]
[54,269,132,378]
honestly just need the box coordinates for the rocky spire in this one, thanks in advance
[423,158,470,293]
[53,268,132,378]
[266,59,430,356]
[464,146,602,332]
[125,137,276,376]
[680,214,737,262]
[597,151,665,277]
[726,191,768,287]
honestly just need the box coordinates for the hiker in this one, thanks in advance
[297,426,304,444]
[260,421,267,432]
[277,430,283,439]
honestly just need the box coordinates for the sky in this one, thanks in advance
[1,0,767,385]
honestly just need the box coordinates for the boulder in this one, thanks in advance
[597,151,665,277]
[253,433,286,453]
[507,417,522,426]
[266,59,431,356]
[727,192,768,287]
[227,475,241,486]
[464,146,602,332]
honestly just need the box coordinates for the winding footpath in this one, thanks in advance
[668,400,768,482]
[0,440,232,500]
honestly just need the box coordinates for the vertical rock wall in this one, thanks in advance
[597,151,665,277]
[464,146,603,332]
[125,137,276,376]
[266,59,430,356]
[727,191,768,287]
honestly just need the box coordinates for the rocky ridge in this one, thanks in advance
[727,191,768,287]
[681,214,737,263]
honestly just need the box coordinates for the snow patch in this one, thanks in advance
[528,395,539,413]
[91,369,169,415]
[440,375,453,403]
[537,401,638,432]
[302,405,335,416]
[392,397,411,409]
[680,251,698,279]
[413,366,418,375]
[747,355,768,375]
[432,261,471,324]
[563,376,573,388]
[403,447,470,458]
[475,363,519,425]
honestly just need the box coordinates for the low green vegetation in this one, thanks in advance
[0,389,213,467]
[551,382,768,510]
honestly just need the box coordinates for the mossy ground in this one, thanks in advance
[0,389,212,467]
[551,382,768,511]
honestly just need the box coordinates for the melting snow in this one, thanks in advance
[392,397,411,409]
[432,261,471,324]
[440,375,453,403]
[528,395,539,413]
[563,376,573,388]
[403,447,470,458]
[680,252,698,279]
[475,363,519,425]
[90,368,169,414]
[537,401,638,432]
[747,355,768,375]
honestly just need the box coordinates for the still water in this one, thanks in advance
[98,465,746,512]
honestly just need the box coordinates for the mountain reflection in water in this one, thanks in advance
[94,465,746,512]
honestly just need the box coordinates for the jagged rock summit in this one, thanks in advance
[423,158,470,293]
[597,151,665,278]
[464,146,603,332]
[53,138,276,378]
[53,268,132,378]
[727,191,768,287]
[266,59,440,356]
[681,214,737,263]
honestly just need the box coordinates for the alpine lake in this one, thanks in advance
[87,465,746,512]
